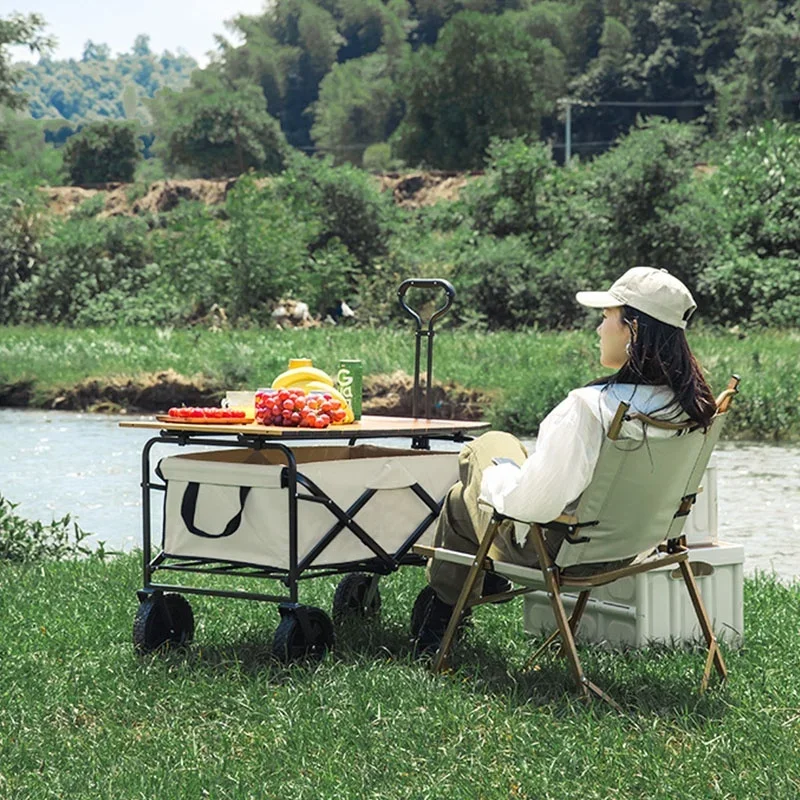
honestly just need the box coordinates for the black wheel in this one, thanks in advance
[410,585,471,643]
[410,585,436,639]
[272,606,334,663]
[332,573,382,622]
[133,592,194,655]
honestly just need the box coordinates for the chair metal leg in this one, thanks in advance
[527,527,589,700]
[525,589,592,669]
[431,516,503,673]
[557,590,591,658]
[678,560,728,691]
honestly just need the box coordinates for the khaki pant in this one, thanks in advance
[426,431,630,606]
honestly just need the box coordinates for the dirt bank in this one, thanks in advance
[41,171,478,218]
[2,370,492,419]
[44,370,225,412]
[363,370,490,420]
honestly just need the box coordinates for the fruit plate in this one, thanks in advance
[156,415,255,425]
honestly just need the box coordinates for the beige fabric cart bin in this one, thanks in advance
[157,444,459,569]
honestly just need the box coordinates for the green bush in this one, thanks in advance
[277,154,394,268]
[0,113,65,186]
[10,216,154,324]
[63,121,142,185]
[69,193,106,219]
[702,122,800,258]
[578,118,720,289]
[0,494,97,563]
[696,254,800,327]
[298,239,359,316]
[465,138,572,246]
[0,178,45,322]
[451,235,588,329]
[149,201,228,320]
[224,176,315,321]
[362,142,393,172]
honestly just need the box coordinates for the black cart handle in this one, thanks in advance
[398,278,455,331]
[180,483,251,539]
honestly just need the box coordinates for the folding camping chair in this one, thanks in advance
[414,376,740,709]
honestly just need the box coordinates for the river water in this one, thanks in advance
[2,408,799,583]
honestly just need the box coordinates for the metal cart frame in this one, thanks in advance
[126,280,488,660]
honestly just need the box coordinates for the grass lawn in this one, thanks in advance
[1,325,800,439]
[1,554,799,799]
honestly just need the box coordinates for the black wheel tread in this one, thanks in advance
[272,606,334,663]
[332,573,382,622]
[133,592,194,654]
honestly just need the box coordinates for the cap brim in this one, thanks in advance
[575,290,623,309]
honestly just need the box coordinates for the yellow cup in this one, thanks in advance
[288,357,313,369]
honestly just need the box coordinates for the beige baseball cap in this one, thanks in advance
[575,267,697,329]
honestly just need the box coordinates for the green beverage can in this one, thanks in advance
[337,359,362,420]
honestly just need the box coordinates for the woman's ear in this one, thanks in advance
[630,318,639,344]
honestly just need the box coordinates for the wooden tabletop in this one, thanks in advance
[119,414,490,440]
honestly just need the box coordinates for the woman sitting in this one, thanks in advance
[413,267,717,656]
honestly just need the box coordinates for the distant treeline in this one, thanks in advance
[9,1,800,172]
[14,35,196,125]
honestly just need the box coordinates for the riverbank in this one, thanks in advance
[1,553,798,798]
[2,325,799,439]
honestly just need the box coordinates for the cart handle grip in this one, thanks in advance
[181,483,251,538]
[398,278,455,332]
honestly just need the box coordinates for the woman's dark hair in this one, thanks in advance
[591,305,717,428]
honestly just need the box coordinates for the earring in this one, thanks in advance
[625,341,632,356]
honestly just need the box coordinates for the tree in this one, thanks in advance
[149,69,289,178]
[63,121,141,184]
[219,0,411,149]
[82,40,111,62]
[132,35,151,58]
[0,12,52,113]
[392,11,567,169]
[714,2,800,126]
[311,54,402,163]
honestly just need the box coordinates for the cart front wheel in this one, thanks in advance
[332,573,382,622]
[272,605,334,663]
[133,592,194,654]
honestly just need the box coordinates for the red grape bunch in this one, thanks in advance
[255,388,347,428]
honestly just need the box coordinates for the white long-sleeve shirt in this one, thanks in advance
[479,383,684,544]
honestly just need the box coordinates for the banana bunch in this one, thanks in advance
[271,366,355,423]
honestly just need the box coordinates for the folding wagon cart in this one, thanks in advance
[121,279,489,661]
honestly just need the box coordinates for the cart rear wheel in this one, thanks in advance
[272,606,334,663]
[133,592,194,654]
[332,573,381,622]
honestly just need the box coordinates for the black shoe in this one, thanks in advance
[411,589,464,658]
[482,572,513,603]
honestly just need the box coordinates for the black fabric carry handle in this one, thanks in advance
[180,483,251,539]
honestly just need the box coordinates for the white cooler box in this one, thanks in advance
[156,444,459,569]
[523,542,744,648]
[523,460,745,649]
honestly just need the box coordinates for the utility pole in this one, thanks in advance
[558,97,573,165]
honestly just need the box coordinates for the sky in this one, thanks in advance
[6,0,269,66]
